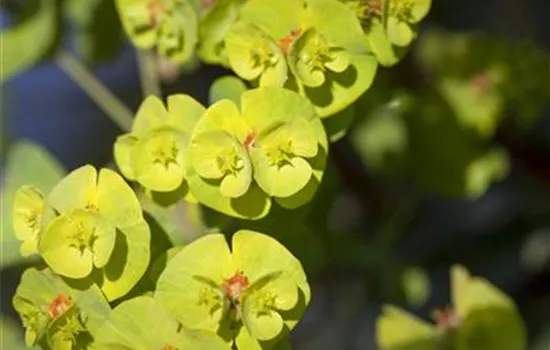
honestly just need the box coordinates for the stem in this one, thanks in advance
[136,49,162,98]
[54,50,133,131]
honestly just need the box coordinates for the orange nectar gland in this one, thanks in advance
[469,72,494,95]
[244,132,257,150]
[279,29,302,56]
[202,0,215,7]
[364,0,383,18]
[146,0,166,27]
[431,306,461,333]
[222,271,249,302]
[46,293,73,319]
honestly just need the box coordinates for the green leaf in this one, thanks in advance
[1,141,65,267]
[209,75,248,107]
[93,296,230,350]
[376,305,437,350]
[0,0,57,82]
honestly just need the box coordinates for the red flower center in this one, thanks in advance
[432,306,461,332]
[47,293,72,319]
[279,29,302,56]
[222,271,249,301]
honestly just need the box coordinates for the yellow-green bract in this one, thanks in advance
[92,296,231,349]
[12,185,54,257]
[342,0,431,67]
[195,0,248,66]
[225,0,378,118]
[12,268,110,349]
[375,264,527,350]
[155,230,310,350]
[114,93,205,197]
[115,0,198,64]
[186,87,328,220]
[32,165,151,302]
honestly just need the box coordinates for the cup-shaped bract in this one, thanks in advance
[115,0,198,64]
[196,0,248,66]
[225,21,288,87]
[288,28,351,88]
[93,296,230,350]
[233,0,377,117]
[40,165,151,301]
[12,268,110,349]
[186,87,327,219]
[39,210,116,279]
[242,87,328,209]
[114,94,206,195]
[343,0,431,66]
[450,266,527,350]
[376,305,438,350]
[188,130,253,198]
[12,185,54,257]
[155,230,310,349]
[375,265,527,350]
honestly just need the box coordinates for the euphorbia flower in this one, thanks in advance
[114,94,206,193]
[376,265,527,350]
[92,296,230,350]
[186,87,328,219]
[38,165,151,301]
[116,0,198,63]
[12,185,53,257]
[155,230,310,349]
[225,21,288,87]
[12,268,110,348]
[288,28,350,88]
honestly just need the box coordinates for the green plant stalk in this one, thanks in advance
[55,50,133,131]
[136,49,162,98]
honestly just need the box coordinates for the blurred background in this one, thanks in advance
[1,0,549,349]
